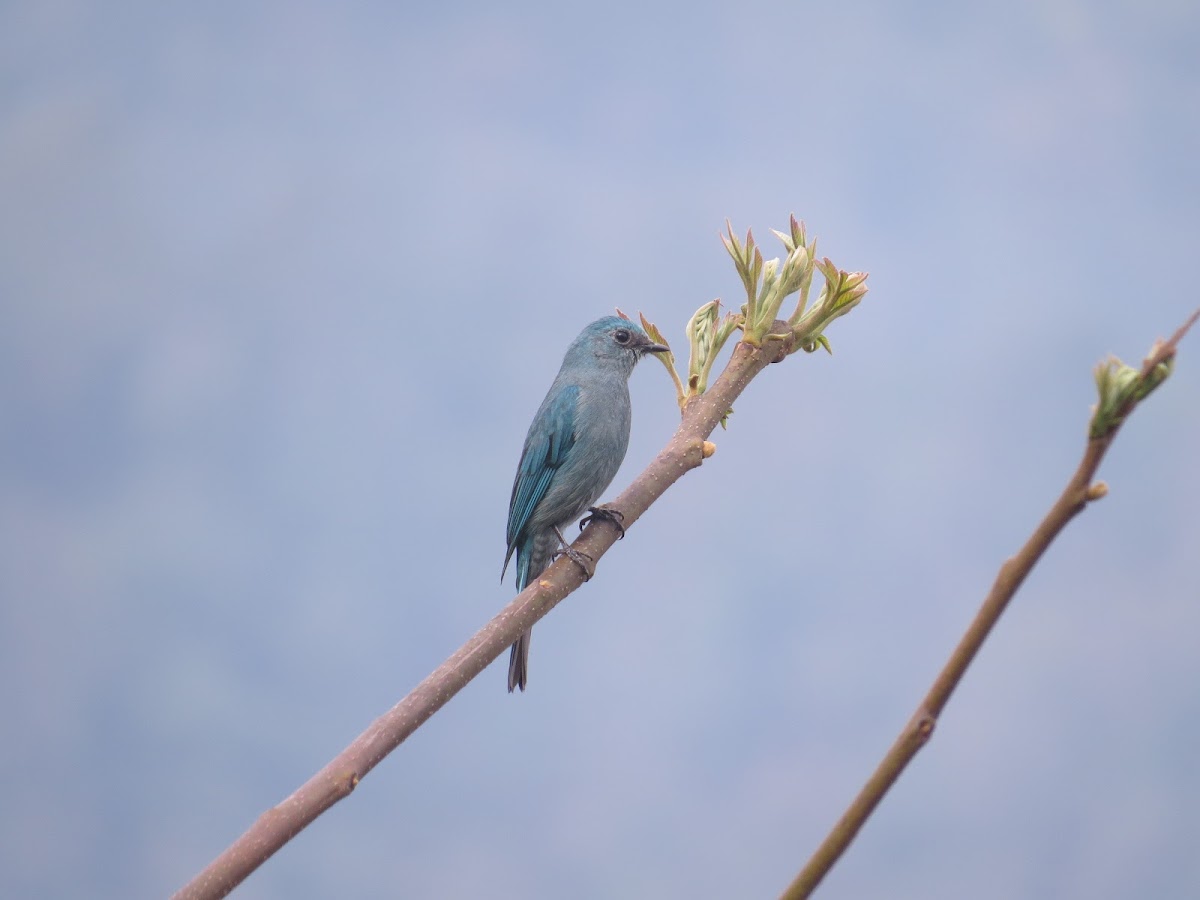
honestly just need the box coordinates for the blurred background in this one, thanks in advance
[2,2,1198,898]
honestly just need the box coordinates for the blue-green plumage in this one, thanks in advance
[502,316,666,691]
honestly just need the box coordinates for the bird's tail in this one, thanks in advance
[508,630,531,693]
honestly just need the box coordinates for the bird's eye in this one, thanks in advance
[614,329,632,345]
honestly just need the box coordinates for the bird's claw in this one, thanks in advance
[553,544,595,581]
[553,525,596,581]
[580,505,625,539]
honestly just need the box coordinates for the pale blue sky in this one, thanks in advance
[2,2,1198,898]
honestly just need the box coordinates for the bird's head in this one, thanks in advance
[567,316,669,374]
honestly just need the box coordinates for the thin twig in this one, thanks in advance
[172,336,793,900]
[780,307,1199,900]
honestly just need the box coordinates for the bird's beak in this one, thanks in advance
[645,342,670,354]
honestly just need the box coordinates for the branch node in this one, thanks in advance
[766,323,795,362]
[701,441,717,459]
[672,437,707,469]
[1086,481,1108,501]
[328,770,360,801]
[913,710,936,743]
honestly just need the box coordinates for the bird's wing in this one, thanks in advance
[503,384,579,580]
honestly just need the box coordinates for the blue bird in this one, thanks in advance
[503,316,667,692]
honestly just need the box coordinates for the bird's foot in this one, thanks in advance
[553,526,595,581]
[580,505,625,539]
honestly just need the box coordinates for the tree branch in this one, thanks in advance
[779,307,1200,900]
[172,335,791,899]
[174,211,862,897]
